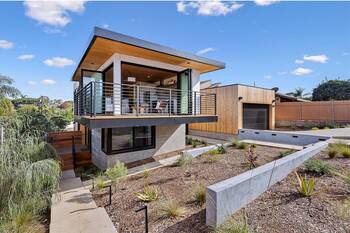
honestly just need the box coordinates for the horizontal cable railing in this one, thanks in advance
[74,81,216,117]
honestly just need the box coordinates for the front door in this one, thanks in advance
[243,104,269,130]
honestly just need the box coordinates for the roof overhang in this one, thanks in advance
[71,27,225,81]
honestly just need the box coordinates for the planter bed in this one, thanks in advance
[232,151,350,233]
[92,145,287,233]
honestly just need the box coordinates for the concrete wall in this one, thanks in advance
[238,129,330,146]
[206,141,328,227]
[91,124,185,170]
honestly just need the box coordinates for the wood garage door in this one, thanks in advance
[243,104,269,130]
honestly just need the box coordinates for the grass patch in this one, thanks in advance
[206,154,220,163]
[278,150,294,158]
[295,172,315,197]
[142,169,151,178]
[193,185,206,206]
[327,141,349,158]
[175,152,193,167]
[304,159,334,176]
[135,186,158,202]
[156,199,185,219]
[215,215,251,233]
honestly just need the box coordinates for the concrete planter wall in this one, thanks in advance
[238,129,330,146]
[206,141,328,227]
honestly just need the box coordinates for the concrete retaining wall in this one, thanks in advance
[206,141,328,227]
[188,129,236,141]
[237,129,330,146]
[183,142,231,158]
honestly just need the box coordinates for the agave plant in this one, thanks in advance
[295,172,315,197]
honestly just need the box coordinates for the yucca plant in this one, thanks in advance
[295,172,315,197]
[135,186,158,202]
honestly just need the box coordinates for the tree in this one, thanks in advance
[0,74,21,98]
[312,79,350,101]
[0,97,14,116]
[287,87,311,99]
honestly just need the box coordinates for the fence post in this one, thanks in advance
[136,86,140,116]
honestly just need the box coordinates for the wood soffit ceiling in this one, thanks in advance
[72,37,223,81]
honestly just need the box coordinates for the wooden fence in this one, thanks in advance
[276,101,350,125]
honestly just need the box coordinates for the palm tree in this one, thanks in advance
[287,87,311,99]
[0,74,21,98]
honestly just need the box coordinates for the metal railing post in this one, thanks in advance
[169,89,172,116]
[93,82,96,117]
[194,92,197,115]
[136,85,140,116]
[214,94,217,115]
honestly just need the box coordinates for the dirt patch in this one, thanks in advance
[92,145,287,233]
[234,152,350,233]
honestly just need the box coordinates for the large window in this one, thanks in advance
[102,126,155,154]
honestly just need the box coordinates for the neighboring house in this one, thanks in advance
[200,80,221,89]
[275,93,310,103]
[189,84,276,139]
[72,27,224,169]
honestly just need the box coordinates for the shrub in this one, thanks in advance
[105,161,128,189]
[135,186,158,202]
[323,127,330,130]
[279,150,293,158]
[208,149,220,155]
[217,144,226,154]
[175,152,192,167]
[245,146,258,168]
[194,185,206,206]
[215,216,251,233]
[201,140,208,146]
[333,170,350,185]
[238,143,248,150]
[206,155,220,163]
[157,199,185,219]
[304,159,334,176]
[142,169,151,178]
[341,147,350,158]
[231,139,239,148]
[295,172,315,197]
[95,175,106,190]
[192,141,200,148]
[186,137,193,145]
[250,144,256,148]
[311,127,319,130]
[327,147,338,158]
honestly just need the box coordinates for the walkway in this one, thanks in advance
[50,170,117,233]
[285,128,350,139]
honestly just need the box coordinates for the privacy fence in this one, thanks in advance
[276,100,350,127]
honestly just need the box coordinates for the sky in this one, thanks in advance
[0,0,349,100]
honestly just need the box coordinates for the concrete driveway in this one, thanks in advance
[285,128,350,139]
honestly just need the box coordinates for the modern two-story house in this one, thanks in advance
[72,27,224,170]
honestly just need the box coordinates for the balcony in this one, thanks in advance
[74,81,217,128]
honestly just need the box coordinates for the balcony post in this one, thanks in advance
[194,92,196,115]
[136,85,140,116]
[169,89,172,116]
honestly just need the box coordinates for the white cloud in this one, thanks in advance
[264,75,272,79]
[291,67,313,76]
[254,0,279,6]
[41,79,56,86]
[44,57,74,67]
[23,0,87,27]
[277,71,287,75]
[303,54,328,63]
[102,24,109,29]
[196,47,216,55]
[18,54,35,61]
[342,52,348,56]
[0,40,14,49]
[177,1,243,16]
[28,80,37,85]
[295,59,304,64]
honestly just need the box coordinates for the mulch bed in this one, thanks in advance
[92,145,287,233]
[234,151,350,233]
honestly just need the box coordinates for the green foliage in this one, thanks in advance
[238,143,248,150]
[295,172,315,197]
[0,123,60,233]
[142,169,151,178]
[176,152,193,167]
[341,147,350,158]
[279,150,294,158]
[135,186,158,202]
[194,185,206,206]
[206,155,220,163]
[327,142,350,158]
[0,97,14,116]
[230,139,239,148]
[333,170,350,185]
[157,199,185,219]
[186,137,208,148]
[312,79,350,101]
[208,145,226,155]
[95,175,106,190]
[215,215,251,233]
[327,147,338,158]
[304,159,334,176]
[287,87,311,99]
[105,161,128,186]
[311,127,319,130]
[0,74,21,98]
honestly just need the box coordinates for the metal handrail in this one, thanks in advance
[74,81,217,117]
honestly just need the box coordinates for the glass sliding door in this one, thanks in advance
[81,70,103,114]
[178,69,191,115]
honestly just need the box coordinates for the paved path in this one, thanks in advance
[284,128,350,139]
[50,170,117,233]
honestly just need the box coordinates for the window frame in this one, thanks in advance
[101,126,155,155]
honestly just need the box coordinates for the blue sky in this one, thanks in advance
[0,1,349,100]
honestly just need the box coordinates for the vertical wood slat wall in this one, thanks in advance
[189,84,275,134]
[276,101,350,122]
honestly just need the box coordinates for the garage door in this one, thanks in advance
[243,104,269,130]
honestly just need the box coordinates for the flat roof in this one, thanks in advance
[71,27,225,81]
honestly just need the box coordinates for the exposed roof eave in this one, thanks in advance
[71,27,225,81]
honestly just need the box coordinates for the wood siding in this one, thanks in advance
[189,85,275,135]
